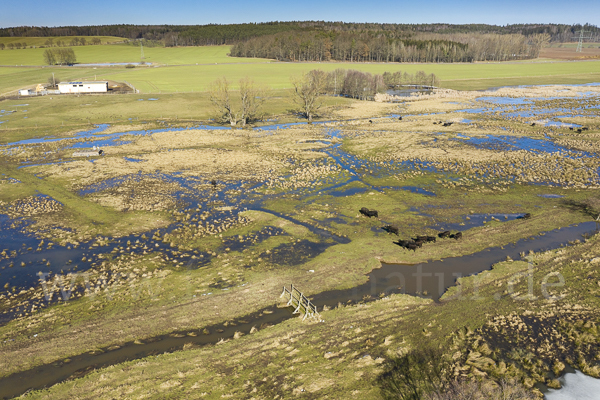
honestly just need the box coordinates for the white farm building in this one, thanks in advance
[58,81,108,94]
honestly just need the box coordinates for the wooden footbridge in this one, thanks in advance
[281,284,320,321]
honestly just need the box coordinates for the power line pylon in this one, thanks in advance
[573,28,592,52]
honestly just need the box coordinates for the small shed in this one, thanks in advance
[58,81,108,94]
[18,89,33,96]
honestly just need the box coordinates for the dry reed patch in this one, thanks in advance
[332,100,398,119]
[86,177,182,212]
[5,195,62,218]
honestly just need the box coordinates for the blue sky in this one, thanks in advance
[1,0,599,28]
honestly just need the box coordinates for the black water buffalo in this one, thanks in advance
[517,213,531,220]
[398,116,403,121]
[406,243,418,251]
[98,150,103,155]
[395,240,418,251]
[395,239,419,251]
[359,208,378,218]
[383,225,399,235]
[450,232,462,240]
[438,231,451,238]
[426,236,436,242]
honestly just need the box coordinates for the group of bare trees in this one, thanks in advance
[230,31,545,63]
[208,68,440,124]
[43,48,77,65]
[207,78,265,126]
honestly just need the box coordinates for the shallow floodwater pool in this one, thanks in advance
[545,370,600,399]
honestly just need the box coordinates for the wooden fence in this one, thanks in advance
[280,284,320,321]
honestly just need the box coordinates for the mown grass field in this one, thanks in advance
[103,59,600,92]
[0,44,272,67]
[2,44,600,96]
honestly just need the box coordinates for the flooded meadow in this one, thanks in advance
[0,84,599,398]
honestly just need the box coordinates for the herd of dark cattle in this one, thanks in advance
[359,207,532,251]
[392,229,462,251]
[359,207,462,252]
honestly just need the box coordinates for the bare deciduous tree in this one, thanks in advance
[291,70,327,121]
[43,49,56,65]
[208,77,265,126]
[238,77,264,126]
[208,78,236,126]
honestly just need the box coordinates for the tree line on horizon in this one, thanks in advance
[1,21,598,47]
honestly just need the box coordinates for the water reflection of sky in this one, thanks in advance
[545,370,600,400]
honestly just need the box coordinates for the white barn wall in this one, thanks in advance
[58,81,108,94]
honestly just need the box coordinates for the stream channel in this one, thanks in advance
[0,220,596,399]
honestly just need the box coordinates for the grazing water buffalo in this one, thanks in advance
[438,231,451,238]
[517,213,531,220]
[426,236,436,242]
[359,207,379,218]
[450,232,462,240]
[383,225,399,235]
[443,122,453,127]
[406,243,418,251]
[395,240,419,251]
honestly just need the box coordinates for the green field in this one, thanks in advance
[0,44,272,67]
[2,44,600,94]
[98,59,600,93]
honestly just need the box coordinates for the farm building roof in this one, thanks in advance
[58,81,108,85]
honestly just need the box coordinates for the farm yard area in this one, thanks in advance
[1,35,600,399]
